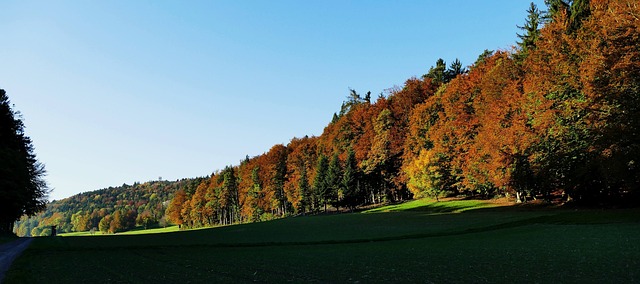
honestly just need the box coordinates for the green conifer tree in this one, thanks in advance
[297,165,311,214]
[341,149,360,210]
[517,3,542,53]
[313,154,329,212]
[0,89,48,234]
[326,153,342,210]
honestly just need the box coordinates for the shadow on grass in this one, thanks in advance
[27,204,640,253]
[30,208,640,252]
[0,234,18,245]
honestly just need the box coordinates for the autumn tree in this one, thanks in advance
[136,210,155,229]
[71,211,90,232]
[406,150,452,201]
[166,189,187,227]
[474,50,495,66]
[98,215,112,234]
[188,181,208,227]
[546,0,639,202]
[584,0,640,202]
[361,108,393,203]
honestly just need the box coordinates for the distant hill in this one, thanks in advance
[13,178,204,236]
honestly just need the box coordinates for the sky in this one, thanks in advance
[1,0,546,201]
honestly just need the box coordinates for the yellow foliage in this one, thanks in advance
[405,150,444,199]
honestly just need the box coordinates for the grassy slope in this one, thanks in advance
[6,199,640,283]
[58,226,180,237]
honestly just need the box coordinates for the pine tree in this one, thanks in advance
[423,58,447,85]
[326,153,342,210]
[544,0,590,32]
[313,154,328,212]
[517,3,542,54]
[331,112,340,124]
[0,89,48,234]
[297,165,310,214]
[248,166,263,221]
[341,149,360,210]
[221,166,239,224]
[544,0,570,22]
[568,0,590,32]
[271,145,288,216]
[444,59,467,82]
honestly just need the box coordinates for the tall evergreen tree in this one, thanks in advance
[444,59,467,82]
[0,89,48,234]
[326,153,342,209]
[313,154,329,212]
[544,0,590,32]
[248,166,263,221]
[517,3,542,54]
[544,0,570,22]
[423,58,447,85]
[221,166,239,224]
[272,146,289,216]
[568,0,590,32]
[297,165,311,214]
[341,149,360,210]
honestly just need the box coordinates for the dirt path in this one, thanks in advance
[0,238,33,283]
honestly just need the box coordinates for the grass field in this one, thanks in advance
[362,198,501,213]
[5,199,640,283]
[0,234,18,245]
[58,226,180,237]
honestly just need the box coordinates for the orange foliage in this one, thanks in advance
[171,0,640,226]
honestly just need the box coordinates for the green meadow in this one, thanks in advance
[0,235,17,245]
[58,226,180,237]
[6,199,640,283]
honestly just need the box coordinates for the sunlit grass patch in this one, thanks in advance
[363,198,502,213]
[59,226,180,237]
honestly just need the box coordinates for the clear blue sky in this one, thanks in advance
[1,0,545,201]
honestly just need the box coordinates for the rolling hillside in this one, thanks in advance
[13,178,203,236]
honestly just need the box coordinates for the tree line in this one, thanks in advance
[167,0,639,229]
[5,0,638,235]
[13,179,202,236]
